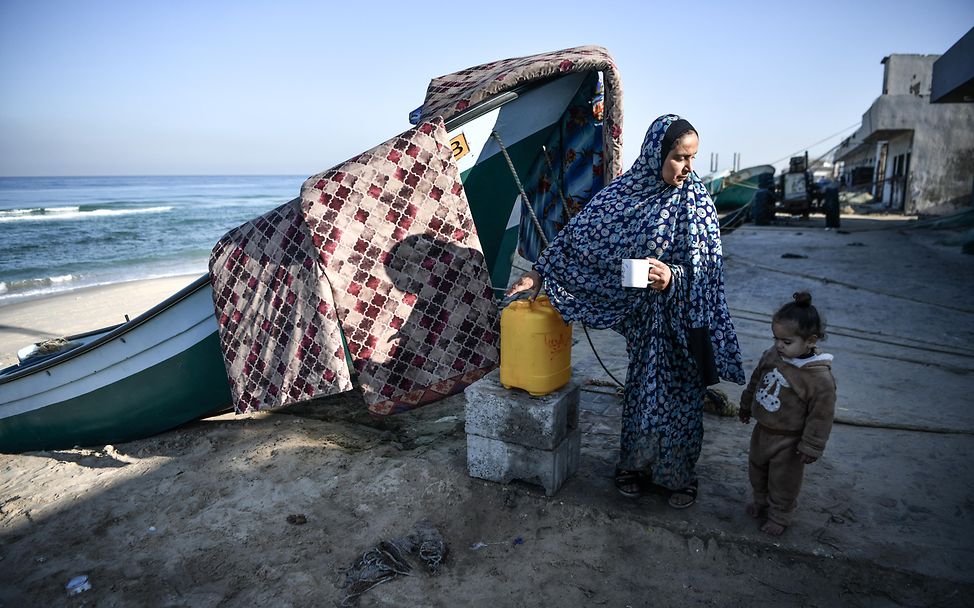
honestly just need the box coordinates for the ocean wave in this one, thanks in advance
[0,265,208,305]
[0,205,173,223]
[0,274,77,296]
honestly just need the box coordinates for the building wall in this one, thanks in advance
[910,108,974,214]
[882,55,938,96]
[837,54,974,216]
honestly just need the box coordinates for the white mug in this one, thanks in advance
[621,258,650,288]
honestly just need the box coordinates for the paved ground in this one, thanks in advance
[565,212,974,585]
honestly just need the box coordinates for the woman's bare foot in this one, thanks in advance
[745,503,765,519]
[760,520,786,536]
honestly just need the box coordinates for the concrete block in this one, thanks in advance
[464,368,579,450]
[466,427,581,497]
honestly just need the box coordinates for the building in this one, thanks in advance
[834,53,974,216]
[931,26,974,103]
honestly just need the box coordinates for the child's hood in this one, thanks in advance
[781,352,833,371]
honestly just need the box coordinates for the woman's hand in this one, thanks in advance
[646,259,672,291]
[505,269,542,300]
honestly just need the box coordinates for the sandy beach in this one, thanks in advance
[1,216,972,607]
[0,274,206,369]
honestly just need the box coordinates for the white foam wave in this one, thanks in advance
[0,206,173,223]
[0,266,207,305]
[0,274,78,296]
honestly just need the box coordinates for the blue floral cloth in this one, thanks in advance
[535,114,745,489]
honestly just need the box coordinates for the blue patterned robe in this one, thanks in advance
[535,114,745,490]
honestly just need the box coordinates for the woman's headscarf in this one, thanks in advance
[534,114,744,384]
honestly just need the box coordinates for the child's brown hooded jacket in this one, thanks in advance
[740,347,836,458]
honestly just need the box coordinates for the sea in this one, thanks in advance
[0,175,307,304]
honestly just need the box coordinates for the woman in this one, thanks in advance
[506,114,744,508]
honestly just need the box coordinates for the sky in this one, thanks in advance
[0,0,971,177]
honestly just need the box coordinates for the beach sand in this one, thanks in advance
[1,228,970,606]
[0,274,205,369]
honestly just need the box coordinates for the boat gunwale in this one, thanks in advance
[0,273,213,386]
[441,76,565,133]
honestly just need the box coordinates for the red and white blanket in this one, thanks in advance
[210,119,499,415]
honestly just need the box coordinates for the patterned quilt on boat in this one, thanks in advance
[210,118,500,415]
[418,44,624,180]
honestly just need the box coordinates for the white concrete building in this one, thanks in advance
[835,54,974,216]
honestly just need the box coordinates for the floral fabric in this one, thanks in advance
[518,71,607,263]
[535,114,745,489]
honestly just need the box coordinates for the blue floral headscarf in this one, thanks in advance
[535,114,744,384]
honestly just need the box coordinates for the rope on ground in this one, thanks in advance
[730,308,974,359]
[724,254,974,316]
[833,417,974,436]
[733,328,974,373]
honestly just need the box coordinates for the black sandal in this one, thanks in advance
[667,480,698,509]
[614,468,647,498]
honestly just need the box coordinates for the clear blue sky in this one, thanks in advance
[1,0,971,177]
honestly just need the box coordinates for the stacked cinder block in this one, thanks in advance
[464,369,580,496]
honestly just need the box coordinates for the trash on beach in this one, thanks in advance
[781,253,808,259]
[286,514,307,525]
[65,575,91,595]
[341,520,447,606]
[471,537,527,551]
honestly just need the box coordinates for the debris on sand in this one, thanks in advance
[341,520,447,606]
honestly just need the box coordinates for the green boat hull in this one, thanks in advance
[714,186,758,210]
[459,125,557,289]
[705,165,775,211]
[0,332,230,453]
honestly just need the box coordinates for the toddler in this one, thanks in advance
[739,291,836,535]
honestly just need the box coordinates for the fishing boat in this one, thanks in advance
[702,164,775,211]
[0,46,621,450]
[413,45,621,289]
[0,275,231,452]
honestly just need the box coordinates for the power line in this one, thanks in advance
[769,122,861,166]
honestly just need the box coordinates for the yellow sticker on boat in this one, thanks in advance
[450,133,470,161]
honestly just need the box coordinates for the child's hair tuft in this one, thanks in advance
[773,291,825,341]
[792,291,812,307]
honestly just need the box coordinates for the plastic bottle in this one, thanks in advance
[499,296,572,396]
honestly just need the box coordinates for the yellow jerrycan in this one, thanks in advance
[500,296,572,396]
